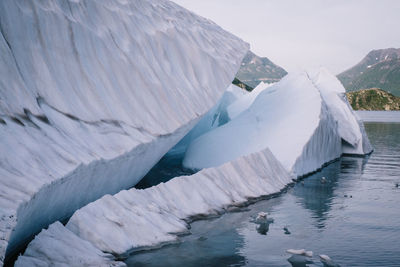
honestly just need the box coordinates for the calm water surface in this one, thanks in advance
[127,117,400,267]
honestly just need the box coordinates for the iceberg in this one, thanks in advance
[183,69,372,177]
[16,148,291,266]
[0,0,248,263]
[167,84,246,157]
[308,68,373,155]
[15,222,125,267]
[227,81,273,119]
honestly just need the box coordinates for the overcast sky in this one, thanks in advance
[173,0,400,74]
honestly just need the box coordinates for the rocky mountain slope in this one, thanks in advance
[338,48,400,96]
[346,88,400,110]
[235,51,287,88]
[232,77,253,91]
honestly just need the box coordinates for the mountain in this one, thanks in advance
[346,88,400,110]
[338,48,400,96]
[235,51,287,88]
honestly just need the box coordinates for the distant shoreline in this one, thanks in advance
[356,110,400,123]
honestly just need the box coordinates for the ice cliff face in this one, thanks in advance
[0,0,248,263]
[308,68,372,155]
[16,148,291,266]
[183,69,372,176]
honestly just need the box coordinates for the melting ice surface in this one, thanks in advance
[126,118,400,267]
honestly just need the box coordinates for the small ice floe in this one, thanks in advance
[320,177,327,184]
[287,249,313,257]
[253,212,273,235]
[319,254,341,267]
[255,212,273,224]
[283,226,291,235]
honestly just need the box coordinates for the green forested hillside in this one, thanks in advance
[346,88,400,110]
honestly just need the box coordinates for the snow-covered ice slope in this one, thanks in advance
[16,148,291,266]
[15,222,125,267]
[183,69,371,176]
[227,81,273,119]
[0,0,248,262]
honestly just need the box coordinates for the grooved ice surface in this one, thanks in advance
[0,0,248,262]
[15,222,125,267]
[16,149,291,266]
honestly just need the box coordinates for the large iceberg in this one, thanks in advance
[183,69,372,176]
[16,148,291,266]
[15,222,125,267]
[167,84,246,157]
[227,81,273,119]
[0,0,248,263]
[308,69,373,155]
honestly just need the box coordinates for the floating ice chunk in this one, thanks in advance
[183,69,372,176]
[255,212,269,224]
[319,254,341,267]
[320,254,331,261]
[183,72,343,177]
[287,249,313,257]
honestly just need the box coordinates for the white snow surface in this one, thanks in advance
[15,222,125,267]
[17,148,291,265]
[168,84,246,156]
[0,0,248,262]
[227,81,273,119]
[183,69,372,176]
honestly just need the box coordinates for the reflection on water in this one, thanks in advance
[292,161,343,229]
[125,212,247,267]
[126,122,400,267]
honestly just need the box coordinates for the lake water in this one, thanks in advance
[127,113,400,267]
[356,111,400,123]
